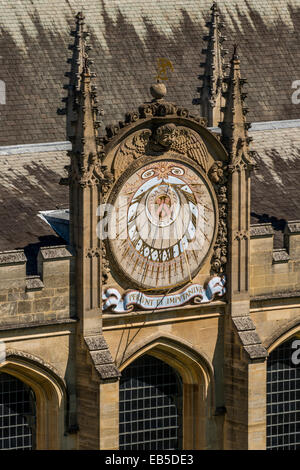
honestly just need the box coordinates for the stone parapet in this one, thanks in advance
[0,245,75,328]
[284,220,300,258]
[250,221,300,297]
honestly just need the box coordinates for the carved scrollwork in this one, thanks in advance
[125,110,139,123]
[100,165,114,201]
[101,241,110,285]
[101,97,207,144]
[209,161,228,275]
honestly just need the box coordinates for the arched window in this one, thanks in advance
[119,354,183,450]
[267,336,300,450]
[0,372,36,450]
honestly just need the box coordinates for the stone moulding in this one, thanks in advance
[0,318,77,332]
[272,249,290,264]
[25,276,44,291]
[285,220,300,234]
[0,250,26,265]
[251,290,300,302]
[263,318,300,351]
[39,245,75,260]
[250,223,274,238]
[4,348,66,388]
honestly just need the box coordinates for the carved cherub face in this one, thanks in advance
[209,162,223,184]
[154,123,177,148]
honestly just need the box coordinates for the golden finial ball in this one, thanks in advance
[150,82,167,100]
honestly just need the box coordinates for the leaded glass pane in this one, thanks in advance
[0,372,36,450]
[119,354,182,450]
[267,337,300,450]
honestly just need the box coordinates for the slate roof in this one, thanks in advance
[0,126,299,266]
[251,126,300,247]
[0,149,69,273]
[0,0,300,146]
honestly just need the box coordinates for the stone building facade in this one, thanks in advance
[0,0,300,450]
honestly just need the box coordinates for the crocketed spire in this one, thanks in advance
[199,2,228,127]
[219,44,254,171]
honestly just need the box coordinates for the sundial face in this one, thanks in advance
[107,160,216,290]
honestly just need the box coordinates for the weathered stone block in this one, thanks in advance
[43,275,70,288]
[26,277,44,291]
[272,249,290,264]
[17,301,32,314]
[7,292,21,301]
[238,331,261,346]
[51,296,68,310]
[0,302,17,316]
[31,313,45,323]
[233,317,255,331]
[56,287,69,294]
[85,335,108,351]
[39,245,74,260]
[90,350,113,365]
[33,298,51,313]
[0,264,26,281]
[44,313,57,321]
[34,288,55,299]
[244,344,268,359]
[96,364,120,380]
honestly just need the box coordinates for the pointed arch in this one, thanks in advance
[118,334,215,450]
[0,349,67,449]
[265,320,300,354]
[265,329,300,450]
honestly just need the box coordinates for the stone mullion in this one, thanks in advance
[73,185,101,336]
[90,184,101,313]
[228,168,250,301]
[228,170,239,299]
[240,169,247,295]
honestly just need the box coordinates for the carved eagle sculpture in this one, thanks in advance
[168,127,210,173]
[113,124,209,180]
[113,129,152,181]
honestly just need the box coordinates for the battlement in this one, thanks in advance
[0,245,75,328]
[250,221,300,297]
